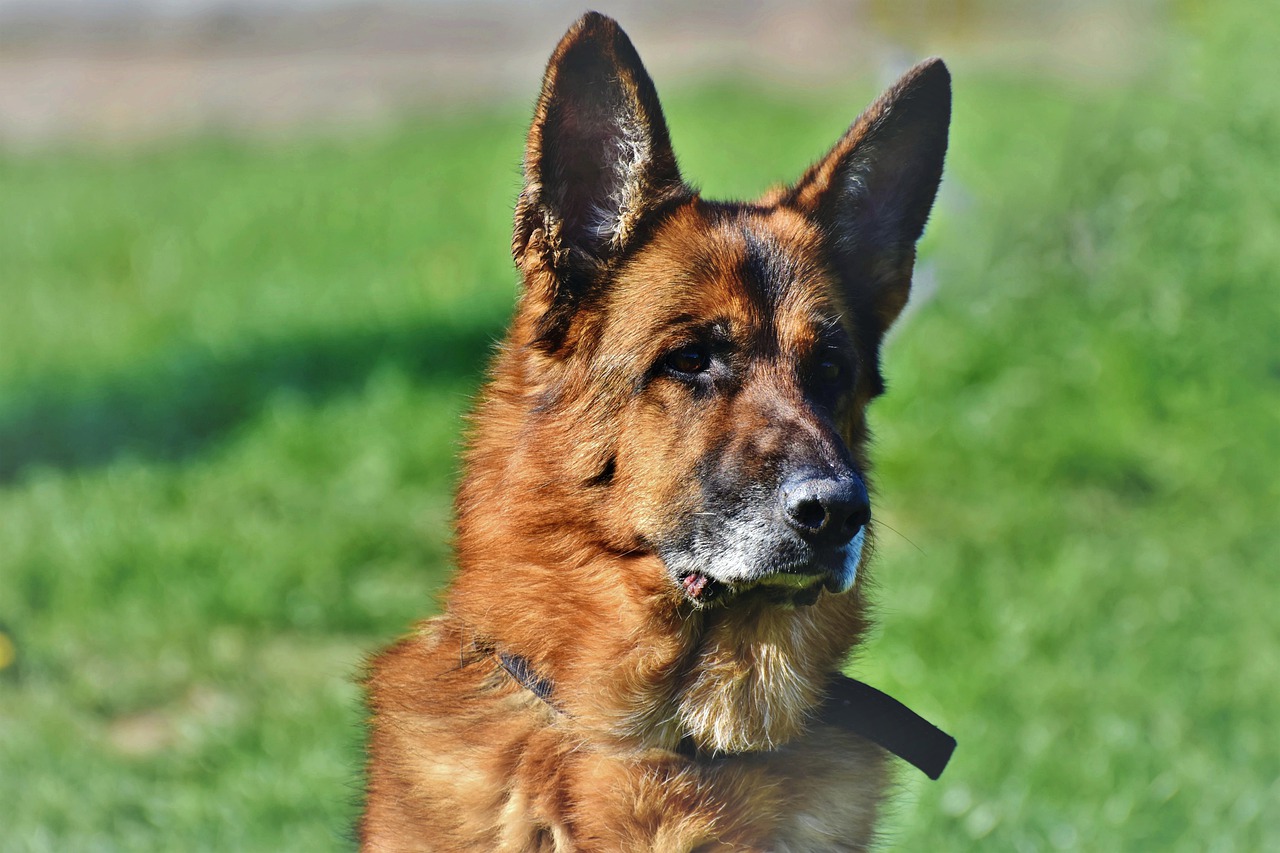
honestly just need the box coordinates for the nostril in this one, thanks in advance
[792,497,828,532]
[844,504,871,533]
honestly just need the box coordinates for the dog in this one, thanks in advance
[362,12,953,851]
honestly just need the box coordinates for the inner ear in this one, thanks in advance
[538,52,652,253]
[514,13,687,281]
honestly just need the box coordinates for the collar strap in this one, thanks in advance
[819,674,955,780]
[491,651,954,779]
[497,651,557,706]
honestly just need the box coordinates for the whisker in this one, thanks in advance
[874,519,925,555]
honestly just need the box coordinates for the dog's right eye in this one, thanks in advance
[664,344,711,377]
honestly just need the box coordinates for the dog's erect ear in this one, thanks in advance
[785,59,950,393]
[514,13,688,349]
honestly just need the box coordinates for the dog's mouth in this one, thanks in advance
[679,570,720,601]
[677,565,840,608]
[674,528,865,608]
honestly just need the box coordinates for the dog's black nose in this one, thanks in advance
[781,474,870,547]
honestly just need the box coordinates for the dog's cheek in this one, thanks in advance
[612,391,719,544]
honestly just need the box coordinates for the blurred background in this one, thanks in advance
[0,0,1275,849]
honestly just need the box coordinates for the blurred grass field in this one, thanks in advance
[2,7,1277,851]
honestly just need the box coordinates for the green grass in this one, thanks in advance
[2,11,1277,851]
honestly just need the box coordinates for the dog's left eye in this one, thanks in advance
[816,359,843,384]
[665,344,711,376]
[807,355,854,401]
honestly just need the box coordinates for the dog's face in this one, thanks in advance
[508,14,949,607]
[599,208,871,604]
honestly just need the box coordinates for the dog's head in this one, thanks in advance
[490,13,948,608]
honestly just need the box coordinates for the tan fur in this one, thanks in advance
[362,13,950,851]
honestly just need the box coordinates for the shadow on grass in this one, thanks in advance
[0,317,504,484]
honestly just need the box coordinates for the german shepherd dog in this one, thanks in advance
[363,12,952,851]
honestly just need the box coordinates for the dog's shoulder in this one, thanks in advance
[362,620,557,850]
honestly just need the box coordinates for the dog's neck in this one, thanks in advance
[669,593,873,752]
[488,631,957,781]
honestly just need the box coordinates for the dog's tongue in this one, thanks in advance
[682,572,711,600]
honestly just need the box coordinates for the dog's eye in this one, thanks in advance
[808,355,853,399]
[665,344,711,376]
[816,359,843,384]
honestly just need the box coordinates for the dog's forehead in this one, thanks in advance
[607,203,840,344]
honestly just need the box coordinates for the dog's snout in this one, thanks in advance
[781,474,870,547]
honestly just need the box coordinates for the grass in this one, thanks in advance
[1,10,1276,851]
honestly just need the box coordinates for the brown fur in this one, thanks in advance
[362,13,950,851]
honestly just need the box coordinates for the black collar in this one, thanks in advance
[493,650,955,780]
[818,673,955,780]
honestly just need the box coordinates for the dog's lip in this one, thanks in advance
[754,561,829,586]
[676,557,834,606]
